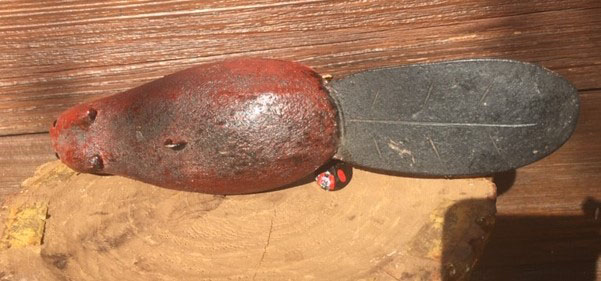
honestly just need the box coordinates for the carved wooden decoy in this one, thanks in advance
[50,58,579,194]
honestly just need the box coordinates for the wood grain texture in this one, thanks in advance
[0,0,600,280]
[0,161,496,281]
[1,0,600,135]
[0,133,54,198]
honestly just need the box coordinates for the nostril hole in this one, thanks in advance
[90,154,104,170]
[55,153,60,159]
[52,119,57,127]
[164,139,187,151]
[87,108,97,122]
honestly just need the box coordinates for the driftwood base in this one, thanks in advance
[0,161,496,281]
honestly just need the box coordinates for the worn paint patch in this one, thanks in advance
[1,202,48,249]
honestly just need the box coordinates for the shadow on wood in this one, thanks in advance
[472,198,601,281]
[440,199,496,281]
[492,170,516,196]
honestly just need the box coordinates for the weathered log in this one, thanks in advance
[0,161,496,280]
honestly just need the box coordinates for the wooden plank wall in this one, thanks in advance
[1,1,600,280]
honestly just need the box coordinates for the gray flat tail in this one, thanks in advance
[328,59,579,176]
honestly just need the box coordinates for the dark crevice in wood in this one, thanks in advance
[579,88,601,93]
[0,131,49,138]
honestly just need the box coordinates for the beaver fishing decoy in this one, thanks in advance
[50,58,579,194]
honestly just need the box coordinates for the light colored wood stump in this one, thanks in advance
[0,161,496,281]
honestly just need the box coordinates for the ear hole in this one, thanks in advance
[90,154,104,170]
[164,139,187,151]
[87,108,97,122]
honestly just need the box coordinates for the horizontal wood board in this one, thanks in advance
[0,1,600,280]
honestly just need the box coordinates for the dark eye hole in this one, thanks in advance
[164,139,187,151]
[52,119,57,127]
[90,154,104,170]
[55,153,60,159]
[87,108,97,122]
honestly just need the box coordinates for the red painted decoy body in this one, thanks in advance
[51,58,338,194]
